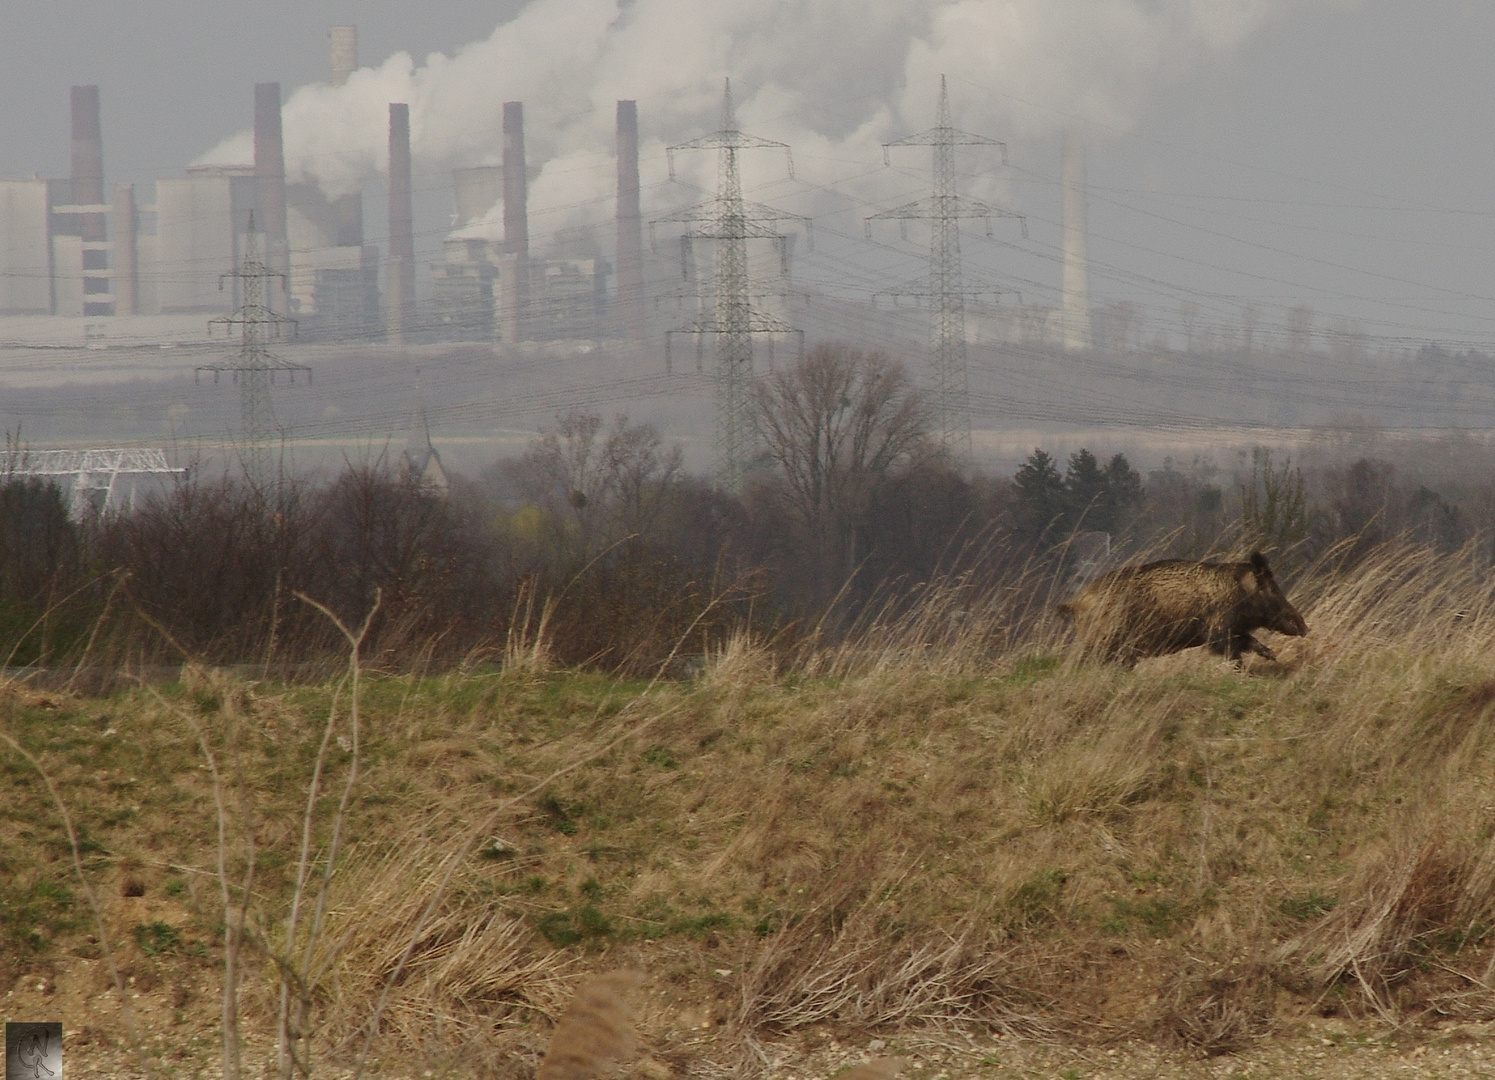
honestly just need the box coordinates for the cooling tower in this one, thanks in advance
[387,102,416,342]
[615,100,643,343]
[452,166,503,228]
[329,26,357,87]
[1061,132,1092,351]
[112,184,137,315]
[502,101,530,340]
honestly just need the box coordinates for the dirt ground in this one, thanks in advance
[30,998,1495,1080]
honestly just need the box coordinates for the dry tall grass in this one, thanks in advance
[18,542,1495,1075]
[314,842,573,1059]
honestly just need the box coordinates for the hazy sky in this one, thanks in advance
[2,0,1493,348]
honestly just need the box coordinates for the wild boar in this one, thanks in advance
[1056,551,1308,665]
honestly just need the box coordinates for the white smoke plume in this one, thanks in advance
[196,0,1328,237]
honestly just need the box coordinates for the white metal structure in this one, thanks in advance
[1,448,184,519]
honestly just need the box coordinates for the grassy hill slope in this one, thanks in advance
[7,547,1495,1077]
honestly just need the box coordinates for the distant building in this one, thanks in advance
[0,179,53,314]
[536,257,608,340]
[0,77,378,335]
[285,182,379,336]
[428,233,609,343]
[430,237,501,340]
[154,165,256,313]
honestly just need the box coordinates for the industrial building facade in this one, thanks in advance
[0,84,379,334]
[0,56,618,344]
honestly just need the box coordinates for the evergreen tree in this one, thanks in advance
[1064,449,1108,528]
[1012,449,1067,541]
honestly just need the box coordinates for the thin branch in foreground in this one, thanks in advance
[274,590,380,1079]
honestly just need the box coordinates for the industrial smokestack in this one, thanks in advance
[254,81,290,303]
[502,100,530,341]
[329,25,357,87]
[71,85,110,315]
[70,86,104,219]
[112,184,137,315]
[615,100,643,344]
[387,102,416,343]
[501,101,529,257]
[1060,132,1092,351]
[254,83,287,242]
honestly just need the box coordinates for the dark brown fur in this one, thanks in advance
[1056,551,1308,666]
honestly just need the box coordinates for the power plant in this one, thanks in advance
[427,99,610,344]
[0,24,1122,482]
[615,100,644,345]
[0,28,621,346]
[0,25,1097,355]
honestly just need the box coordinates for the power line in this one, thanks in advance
[867,76,1024,459]
[654,79,806,490]
[194,211,308,482]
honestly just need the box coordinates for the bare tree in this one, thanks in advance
[753,343,930,590]
[604,416,683,539]
[504,411,682,565]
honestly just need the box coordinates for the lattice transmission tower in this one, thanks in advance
[655,79,806,490]
[867,76,1024,459]
[197,212,308,482]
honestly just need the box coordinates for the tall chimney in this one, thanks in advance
[329,25,357,87]
[387,102,416,343]
[254,81,289,297]
[70,86,104,223]
[502,101,530,341]
[71,85,111,315]
[328,28,365,253]
[1060,132,1092,351]
[615,100,643,344]
[112,184,137,315]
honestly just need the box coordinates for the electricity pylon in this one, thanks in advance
[867,76,1024,459]
[655,79,806,490]
[197,211,308,483]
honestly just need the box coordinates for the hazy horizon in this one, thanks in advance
[2,1,1495,466]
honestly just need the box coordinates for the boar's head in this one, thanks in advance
[1240,551,1308,637]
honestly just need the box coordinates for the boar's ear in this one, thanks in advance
[1237,563,1259,592]
[1249,551,1271,580]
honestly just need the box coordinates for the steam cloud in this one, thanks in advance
[197,0,1326,236]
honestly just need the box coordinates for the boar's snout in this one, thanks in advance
[1272,605,1309,637]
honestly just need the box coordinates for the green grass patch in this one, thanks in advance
[0,876,76,954]
[535,903,612,947]
[999,869,1067,932]
[132,920,182,957]
[1103,894,1191,937]
[1278,890,1337,922]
